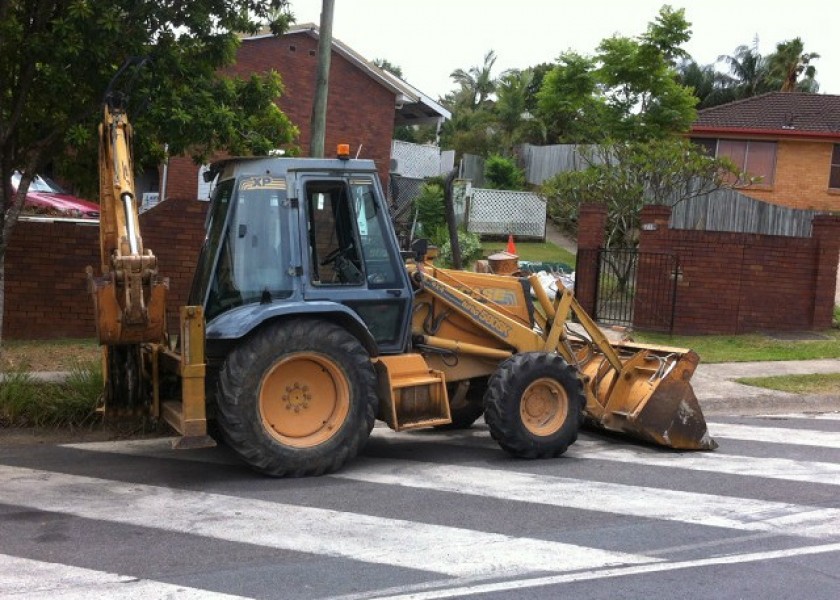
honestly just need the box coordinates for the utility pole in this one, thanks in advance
[309,0,334,158]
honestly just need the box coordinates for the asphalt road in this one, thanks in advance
[1,412,839,600]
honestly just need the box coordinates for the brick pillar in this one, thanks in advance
[637,204,672,251]
[811,214,840,329]
[574,203,607,315]
[634,205,674,330]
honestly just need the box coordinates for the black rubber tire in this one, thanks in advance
[216,318,377,477]
[484,352,584,459]
[435,377,487,430]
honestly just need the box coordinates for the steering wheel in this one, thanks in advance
[320,244,353,266]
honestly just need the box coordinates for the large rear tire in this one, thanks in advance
[484,352,584,458]
[216,319,377,477]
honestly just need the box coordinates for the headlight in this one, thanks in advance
[67,208,82,217]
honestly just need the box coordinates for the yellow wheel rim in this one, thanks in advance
[520,377,569,436]
[258,352,350,448]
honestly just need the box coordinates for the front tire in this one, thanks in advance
[216,319,377,477]
[484,352,584,458]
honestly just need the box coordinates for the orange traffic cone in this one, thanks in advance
[506,234,517,255]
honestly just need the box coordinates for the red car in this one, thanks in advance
[11,172,100,219]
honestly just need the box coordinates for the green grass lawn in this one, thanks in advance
[480,240,576,269]
[633,330,840,364]
[735,373,840,395]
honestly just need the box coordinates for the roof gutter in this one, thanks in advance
[691,126,840,142]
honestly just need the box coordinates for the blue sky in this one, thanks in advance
[288,0,837,100]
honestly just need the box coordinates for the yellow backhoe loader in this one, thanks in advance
[88,105,716,477]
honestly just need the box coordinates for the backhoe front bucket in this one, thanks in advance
[579,345,717,450]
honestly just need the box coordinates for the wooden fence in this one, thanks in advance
[669,188,819,237]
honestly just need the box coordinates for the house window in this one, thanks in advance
[691,138,717,156]
[830,144,840,189]
[716,140,777,185]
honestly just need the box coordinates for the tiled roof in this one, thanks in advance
[693,92,840,135]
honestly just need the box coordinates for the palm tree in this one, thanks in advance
[449,50,498,109]
[494,68,533,149]
[766,37,820,92]
[718,40,769,99]
[677,59,736,108]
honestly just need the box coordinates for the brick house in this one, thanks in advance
[158,24,449,203]
[689,92,840,212]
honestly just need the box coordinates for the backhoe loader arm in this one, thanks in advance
[87,98,168,346]
[409,262,716,451]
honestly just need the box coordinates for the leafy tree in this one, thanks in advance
[484,154,525,190]
[414,181,446,236]
[536,52,604,143]
[640,4,692,64]
[0,0,296,341]
[536,6,697,144]
[540,138,738,248]
[524,63,555,113]
[595,32,697,140]
[766,37,820,92]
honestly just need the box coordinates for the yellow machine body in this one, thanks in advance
[408,263,716,451]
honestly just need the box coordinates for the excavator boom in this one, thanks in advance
[87,98,167,346]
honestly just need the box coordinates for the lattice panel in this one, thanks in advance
[391,140,442,178]
[467,188,546,238]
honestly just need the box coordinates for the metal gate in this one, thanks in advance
[591,248,678,332]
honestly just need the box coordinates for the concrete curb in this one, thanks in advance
[693,358,840,415]
[0,371,70,384]
[701,393,840,416]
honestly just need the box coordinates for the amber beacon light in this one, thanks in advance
[337,143,350,160]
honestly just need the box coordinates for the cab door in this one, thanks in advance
[298,174,412,354]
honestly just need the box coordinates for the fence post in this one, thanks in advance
[575,203,608,316]
[810,214,840,329]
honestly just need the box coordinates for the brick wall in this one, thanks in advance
[635,205,840,334]
[4,220,99,339]
[165,32,396,200]
[574,204,840,334]
[138,198,209,333]
[734,139,840,211]
[3,199,208,340]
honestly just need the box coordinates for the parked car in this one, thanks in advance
[10,172,100,219]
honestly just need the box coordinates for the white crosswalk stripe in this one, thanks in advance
[367,425,840,486]
[335,459,840,539]
[3,412,839,599]
[0,554,248,600]
[709,422,840,448]
[0,465,656,579]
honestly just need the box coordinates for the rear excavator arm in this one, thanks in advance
[87,97,168,346]
[86,97,169,419]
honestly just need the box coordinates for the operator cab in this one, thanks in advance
[189,157,413,356]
